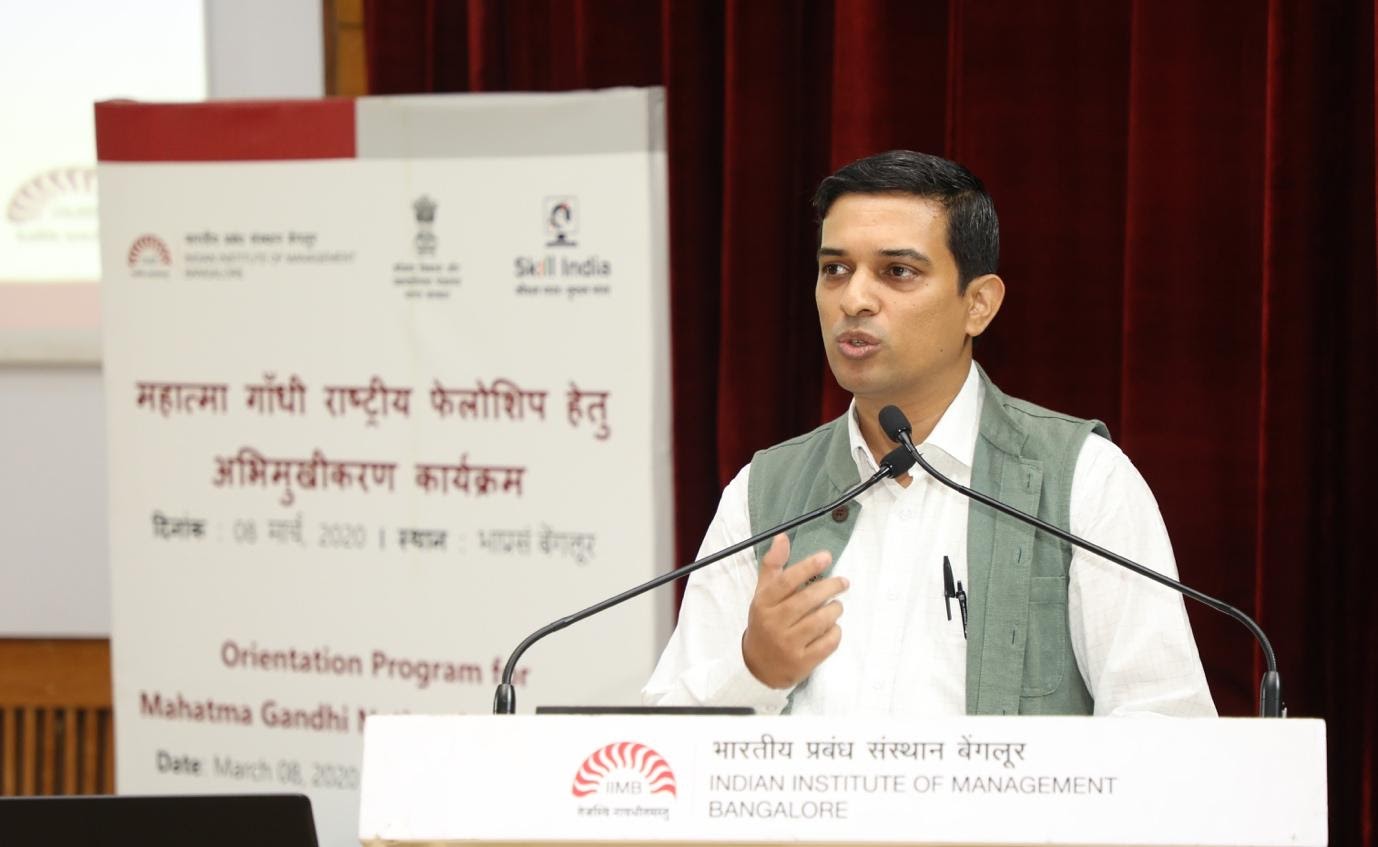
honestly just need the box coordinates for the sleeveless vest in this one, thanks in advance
[746,366,1109,715]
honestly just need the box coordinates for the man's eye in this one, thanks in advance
[820,263,848,276]
[886,265,918,279]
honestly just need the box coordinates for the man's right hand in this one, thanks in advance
[741,533,848,689]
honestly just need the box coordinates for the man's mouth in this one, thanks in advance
[836,331,880,359]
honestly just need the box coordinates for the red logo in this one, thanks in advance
[571,741,676,798]
[6,167,96,224]
[128,234,172,268]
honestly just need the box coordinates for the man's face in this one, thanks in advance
[815,193,977,404]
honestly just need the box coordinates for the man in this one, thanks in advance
[643,150,1215,716]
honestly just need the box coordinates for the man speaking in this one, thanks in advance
[644,150,1215,717]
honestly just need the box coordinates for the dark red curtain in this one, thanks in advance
[365,1,1377,841]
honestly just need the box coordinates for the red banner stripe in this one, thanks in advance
[95,99,356,162]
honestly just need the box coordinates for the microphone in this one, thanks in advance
[492,445,917,714]
[879,404,1284,718]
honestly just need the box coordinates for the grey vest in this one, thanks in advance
[746,366,1109,715]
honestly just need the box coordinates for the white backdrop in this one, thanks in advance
[0,0,324,639]
[99,89,672,847]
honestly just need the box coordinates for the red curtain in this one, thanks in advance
[365,2,1376,841]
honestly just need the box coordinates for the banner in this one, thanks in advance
[360,715,1328,846]
[98,89,671,847]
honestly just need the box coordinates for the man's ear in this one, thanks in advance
[963,274,1005,338]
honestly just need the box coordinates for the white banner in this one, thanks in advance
[100,90,671,847]
[360,715,1329,846]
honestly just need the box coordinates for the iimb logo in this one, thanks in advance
[571,741,677,799]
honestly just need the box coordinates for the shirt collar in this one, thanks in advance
[847,360,983,477]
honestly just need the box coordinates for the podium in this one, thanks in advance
[358,714,1327,846]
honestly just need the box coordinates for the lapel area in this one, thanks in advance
[965,375,1043,715]
[787,420,865,578]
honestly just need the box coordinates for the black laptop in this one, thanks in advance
[0,793,319,846]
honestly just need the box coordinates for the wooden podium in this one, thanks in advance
[357,714,1327,846]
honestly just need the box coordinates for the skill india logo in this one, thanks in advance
[571,741,677,799]
[544,195,579,247]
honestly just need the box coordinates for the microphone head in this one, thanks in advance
[879,446,915,477]
[879,405,912,443]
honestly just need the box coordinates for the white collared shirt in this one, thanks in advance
[643,362,1216,716]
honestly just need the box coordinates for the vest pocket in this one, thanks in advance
[1020,575,1070,697]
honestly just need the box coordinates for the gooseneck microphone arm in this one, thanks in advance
[492,446,917,714]
[877,405,1283,718]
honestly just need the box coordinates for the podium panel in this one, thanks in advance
[358,714,1326,846]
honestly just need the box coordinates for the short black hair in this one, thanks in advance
[813,150,999,290]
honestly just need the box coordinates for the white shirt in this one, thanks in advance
[643,362,1216,717]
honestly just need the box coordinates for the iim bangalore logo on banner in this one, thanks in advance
[571,741,676,821]
[127,234,172,278]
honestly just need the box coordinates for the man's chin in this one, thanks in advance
[831,373,892,401]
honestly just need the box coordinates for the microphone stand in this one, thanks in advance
[492,447,915,714]
[882,411,1283,718]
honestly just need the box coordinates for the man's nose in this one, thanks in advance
[839,270,880,316]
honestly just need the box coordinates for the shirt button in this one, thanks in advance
[831,505,849,522]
